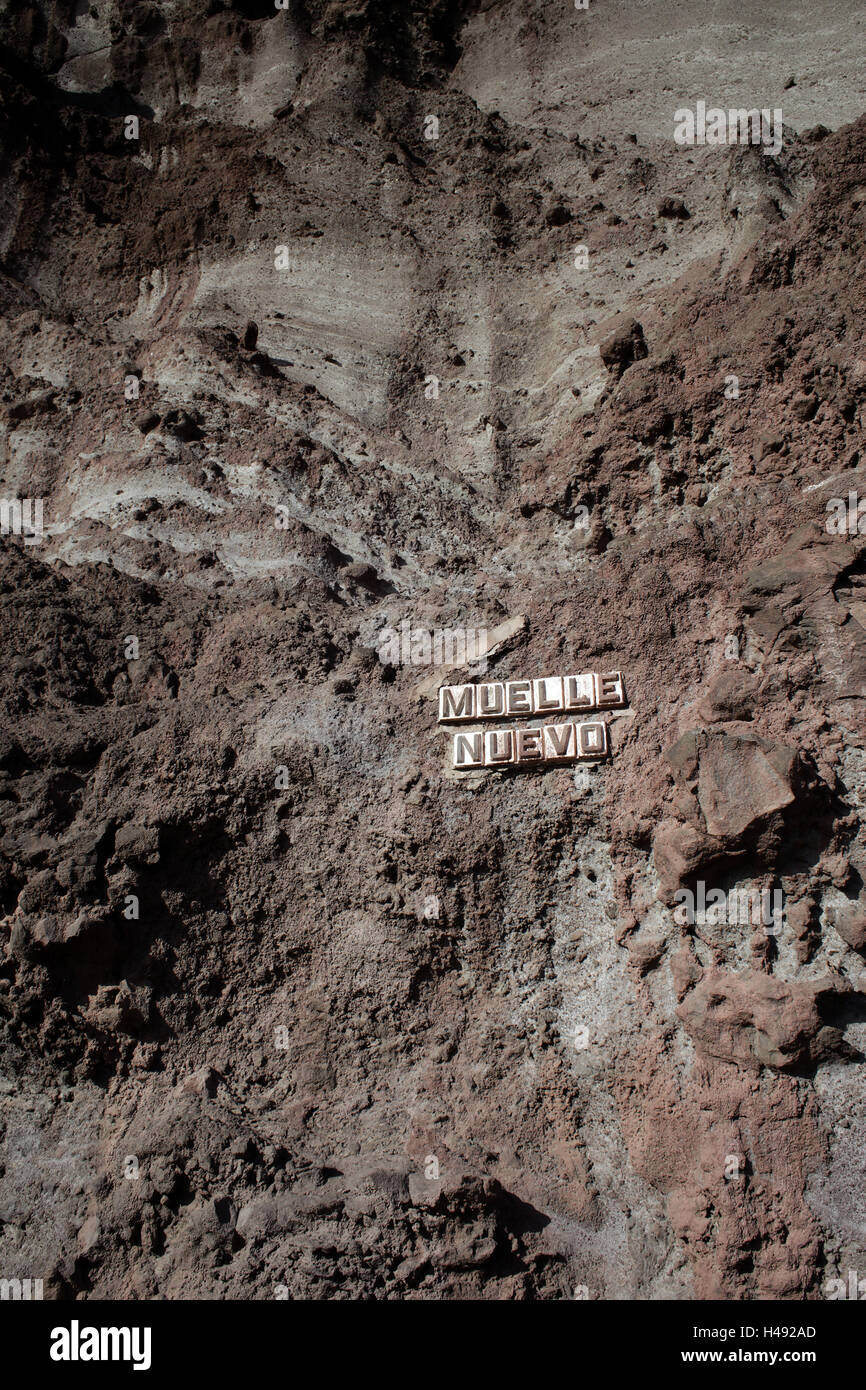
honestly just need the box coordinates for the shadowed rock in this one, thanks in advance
[600,317,648,378]
[677,968,840,1070]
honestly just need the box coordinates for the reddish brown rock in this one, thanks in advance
[677,969,829,1070]
[599,317,648,378]
[652,818,714,902]
[831,901,866,953]
[696,732,796,839]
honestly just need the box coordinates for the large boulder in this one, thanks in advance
[663,728,797,841]
[695,732,796,838]
[599,317,648,378]
[677,968,831,1070]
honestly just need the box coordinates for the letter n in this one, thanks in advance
[453,732,483,768]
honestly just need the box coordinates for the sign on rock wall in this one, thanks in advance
[438,671,628,771]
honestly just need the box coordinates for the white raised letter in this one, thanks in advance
[439,684,476,721]
[454,733,483,768]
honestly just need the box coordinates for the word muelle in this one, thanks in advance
[439,671,626,723]
[454,719,608,769]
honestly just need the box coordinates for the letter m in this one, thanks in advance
[102,1328,131,1361]
[0,1279,22,1299]
[729,108,762,145]
[438,684,475,721]
[743,889,763,926]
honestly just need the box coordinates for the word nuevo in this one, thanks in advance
[50,1320,152,1371]
[674,102,783,154]
[439,671,625,722]
[454,719,608,769]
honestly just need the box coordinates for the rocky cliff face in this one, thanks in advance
[1,0,865,1300]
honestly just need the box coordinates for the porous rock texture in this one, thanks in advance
[1,0,865,1301]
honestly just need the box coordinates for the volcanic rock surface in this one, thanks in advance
[0,0,865,1301]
